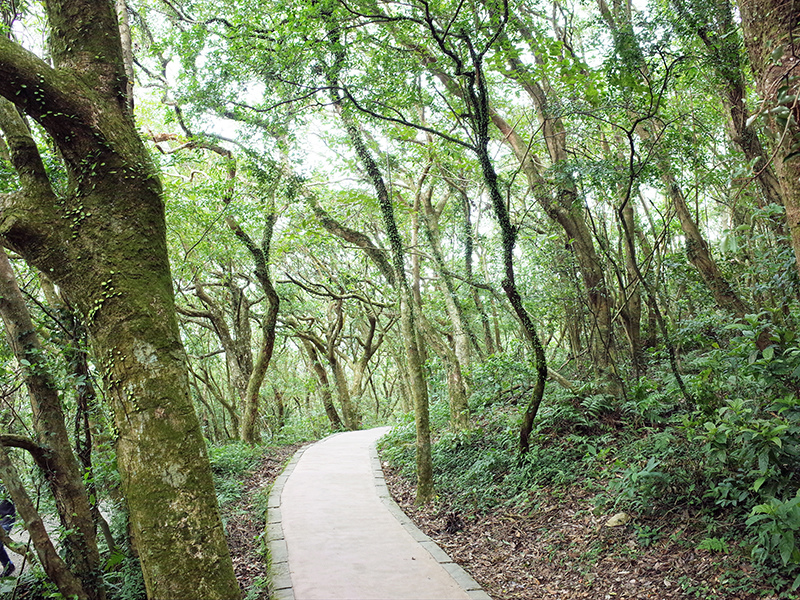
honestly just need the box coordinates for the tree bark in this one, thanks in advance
[301,339,343,429]
[0,1,240,595]
[737,0,800,277]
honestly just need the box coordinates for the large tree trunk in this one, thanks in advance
[399,293,435,502]
[0,1,240,596]
[737,0,800,277]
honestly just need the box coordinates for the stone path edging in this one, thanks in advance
[266,442,307,600]
[368,444,492,600]
[266,431,492,600]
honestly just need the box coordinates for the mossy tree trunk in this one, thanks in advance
[412,6,548,451]
[737,0,800,277]
[336,106,434,500]
[0,0,240,596]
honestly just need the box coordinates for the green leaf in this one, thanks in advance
[780,533,794,565]
[771,44,786,62]
[763,346,775,361]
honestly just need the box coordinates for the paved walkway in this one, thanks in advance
[268,427,490,600]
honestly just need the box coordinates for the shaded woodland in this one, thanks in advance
[0,0,799,597]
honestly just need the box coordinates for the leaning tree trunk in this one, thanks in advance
[737,0,800,278]
[0,1,240,596]
[0,447,86,599]
[0,248,103,600]
[301,339,344,429]
[436,20,549,451]
[226,214,280,444]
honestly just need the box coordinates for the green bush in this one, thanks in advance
[208,443,264,508]
[747,492,800,591]
[699,396,800,507]
[208,442,264,477]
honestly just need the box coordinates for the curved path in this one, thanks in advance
[267,427,491,600]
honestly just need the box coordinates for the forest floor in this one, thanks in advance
[383,466,781,600]
[223,443,302,600]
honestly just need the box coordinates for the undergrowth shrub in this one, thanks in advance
[379,317,800,596]
[694,392,800,591]
[208,442,264,508]
[601,429,708,514]
[747,493,800,591]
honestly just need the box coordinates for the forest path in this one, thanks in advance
[268,427,490,600]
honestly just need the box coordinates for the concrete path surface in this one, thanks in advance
[268,427,491,600]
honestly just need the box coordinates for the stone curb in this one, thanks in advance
[370,443,493,600]
[266,443,308,600]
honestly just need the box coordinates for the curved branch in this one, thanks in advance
[0,434,53,468]
[0,37,104,158]
[305,192,397,285]
[0,99,54,197]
